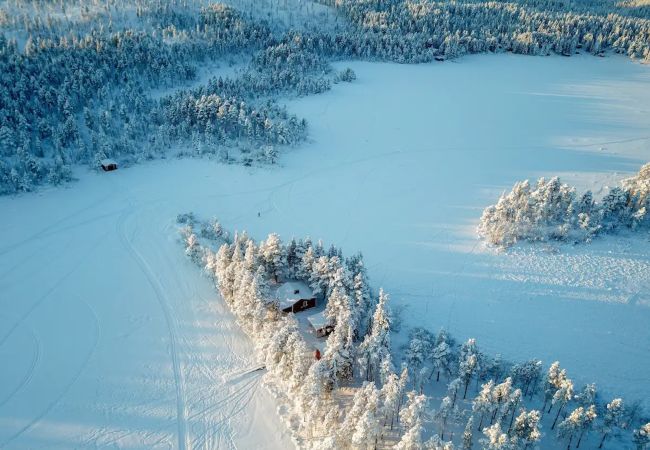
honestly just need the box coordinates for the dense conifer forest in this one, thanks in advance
[1,0,649,194]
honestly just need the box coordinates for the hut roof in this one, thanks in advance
[307,311,328,330]
[275,281,314,309]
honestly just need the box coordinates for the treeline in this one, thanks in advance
[0,2,279,194]
[0,0,363,194]
[478,162,650,247]
[179,214,649,449]
[318,0,650,62]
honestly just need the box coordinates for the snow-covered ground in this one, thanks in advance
[1,53,649,448]
[0,185,293,448]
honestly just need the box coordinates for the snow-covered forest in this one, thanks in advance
[478,162,650,247]
[0,0,348,193]
[180,215,649,449]
[2,0,650,194]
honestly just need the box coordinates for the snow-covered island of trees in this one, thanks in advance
[179,215,650,449]
[478,162,650,248]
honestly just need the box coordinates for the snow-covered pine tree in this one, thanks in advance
[395,418,424,450]
[511,409,542,450]
[434,396,464,440]
[431,329,454,382]
[357,288,391,383]
[473,380,495,431]
[480,422,516,450]
[447,378,463,408]
[598,398,626,449]
[542,361,567,414]
[558,405,597,449]
[380,371,402,430]
[510,360,542,399]
[259,233,285,283]
[350,384,382,450]
[575,383,597,409]
[399,391,428,431]
[551,378,575,430]
[459,338,480,399]
[338,383,379,448]
[462,416,474,450]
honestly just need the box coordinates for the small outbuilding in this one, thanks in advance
[307,311,334,338]
[101,159,118,172]
[275,281,316,314]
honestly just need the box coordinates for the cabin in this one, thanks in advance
[307,311,334,338]
[275,281,316,314]
[101,159,118,172]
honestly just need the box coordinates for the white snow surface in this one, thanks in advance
[1,53,650,448]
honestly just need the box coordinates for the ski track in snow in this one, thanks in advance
[0,297,100,449]
[0,325,40,409]
[116,200,190,450]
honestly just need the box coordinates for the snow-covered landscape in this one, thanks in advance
[1,0,650,449]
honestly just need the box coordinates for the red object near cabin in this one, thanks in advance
[314,349,321,360]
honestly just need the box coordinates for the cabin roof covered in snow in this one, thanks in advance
[101,159,117,166]
[274,281,314,308]
[307,311,328,330]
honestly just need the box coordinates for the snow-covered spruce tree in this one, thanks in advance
[299,359,336,439]
[447,378,463,408]
[431,329,455,382]
[259,233,285,283]
[551,378,575,430]
[473,380,495,431]
[379,370,403,431]
[511,409,542,450]
[504,388,523,433]
[309,255,334,298]
[480,422,516,450]
[557,405,597,449]
[183,228,203,264]
[623,162,650,220]
[399,390,428,431]
[489,377,514,426]
[323,309,355,383]
[599,398,627,448]
[575,383,598,409]
[395,417,425,450]
[338,382,380,448]
[509,360,542,399]
[404,328,435,391]
[357,288,391,383]
[462,416,474,450]
[347,252,375,338]
[434,395,464,441]
[298,243,317,282]
[542,361,569,414]
[324,267,354,329]
[459,338,481,399]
